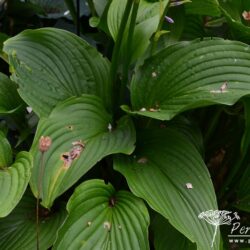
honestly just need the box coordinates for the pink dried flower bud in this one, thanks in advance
[39,136,52,152]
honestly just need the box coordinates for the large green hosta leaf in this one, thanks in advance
[30,95,135,208]
[3,28,111,117]
[54,179,149,250]
[0,132,32,217]
[114,129,219,250]
[0,73,24,115]
[125,38,250,120]
[0,191,66,250]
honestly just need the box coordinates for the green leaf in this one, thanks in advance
[53,179,149,250]
[152,214,196,250]
[181,15,206,40]
[168,116,204,156]
[0,73,24,115]
[0,32,9,55]
[114,129,219,250]
[126,38,250,121]
[0,191,66,250]
[3,28,111,118]
[30,95,136,208]
[0,151,32,217]
[0,131,12,168]
[185,0,221,17]
[93,0,108,16]
[107,0,169,65]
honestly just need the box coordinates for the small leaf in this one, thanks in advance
[3,28,111,117]
[0,191,66,249]
[114,129,219,250]
[30,95,135,208]
[53,179,149,250]
[127,38,250,120]
[0,150,32,217]
[152,214,196,250]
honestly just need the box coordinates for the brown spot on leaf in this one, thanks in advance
[242,10,250,21]
[109,197,116,207]
[61,152,72,168]
[61,140,85,168]
[70,140,85,160]
[149,108,159,112]
[66,125,74,130]
[220,82,228,93]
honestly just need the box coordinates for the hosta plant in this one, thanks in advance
[0,0,250,249]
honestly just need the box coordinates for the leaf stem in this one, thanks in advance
[151,1,169,55]
[86,0,97,17]
[119,0,140,106]
[110,0,133,112]
[76,0,80,36]
[64,0,84,35]
[36,152,45,250]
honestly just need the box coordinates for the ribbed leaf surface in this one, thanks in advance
[0,151,32,217]
[0,192,66,250]
[3,28,111,117]
[0,73,23,114]
[30,95,135,208]
[0,131,12,168]
[114,129,219,250]
[127,39,250,120]
[152,214,196,250]
[53,179,149,250]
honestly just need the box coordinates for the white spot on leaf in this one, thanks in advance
[108,123,112,132]
[186,183,193,189]
[103,221,111,231]
[26,106,32,113]
[152,72,157,78]
[137,157,148,164]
